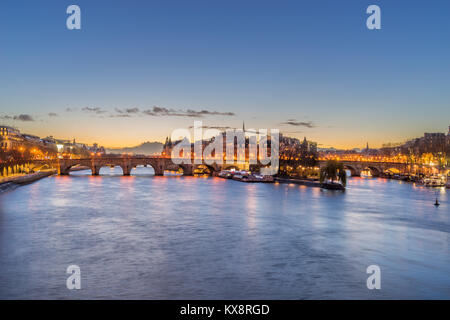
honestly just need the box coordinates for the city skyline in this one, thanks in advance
[0,120,450,151]
[1,1,450,148]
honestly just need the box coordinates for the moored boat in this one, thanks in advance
[231,174,244,181]
[218,170,232,179]
[320,181,345,190]
[421,177,446,187]
[219,170,274,183]
[241,174,274,183]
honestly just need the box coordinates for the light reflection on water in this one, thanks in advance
[0,167,449,299]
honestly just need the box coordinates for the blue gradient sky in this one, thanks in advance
[0,0,449,148]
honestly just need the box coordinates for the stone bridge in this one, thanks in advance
[59,157,185,176]
[23,157,410,177]
[318,160,408,177]
[54,156,247,176]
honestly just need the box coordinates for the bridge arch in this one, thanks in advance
[193,164,215,176]
[164,166,184,176]
[130,164,155,176]
[363,166,381,177]
[59,160,92,175]
[30,163,52,172]
[96,165,124,176]
[222,165,241,171]
[384,167,401,174]
[90,161,126,176]
[58,164,92,176]
[344,165,359,177]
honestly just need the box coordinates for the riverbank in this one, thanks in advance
[0,170,57,193]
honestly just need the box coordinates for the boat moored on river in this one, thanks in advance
[219,170,274,183]
[320,181,345,190]
[420,176,446,187]
[240,174,274,183]
[218,170,233,179]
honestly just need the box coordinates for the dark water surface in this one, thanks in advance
[0,167,449,299]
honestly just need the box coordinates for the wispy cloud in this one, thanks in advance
[110,114,131,118]
[188,125,234,130]
[61,105,235,119]
[186,109,235,117]
[279,119,315,128]
[0,114,35,121]
[115,107,140,114]
[82,107,107,114]
[142,106,235,117]
[48,112,58,117]
[16,114,34,121]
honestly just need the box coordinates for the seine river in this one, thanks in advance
[0,167,449,299]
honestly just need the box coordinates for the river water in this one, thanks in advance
[0,167,449,299]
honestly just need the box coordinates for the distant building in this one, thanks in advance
[22,133,41,143]
[381,127,450,157]
[424,132,445,141]
[88,143,105,154]
[360,141,381,156]
[42,136,56,147]
[0,126,22,151]
[162,136,174,156]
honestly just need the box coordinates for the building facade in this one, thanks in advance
[0,126,22,151]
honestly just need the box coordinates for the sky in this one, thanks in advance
[0,0,449,149]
